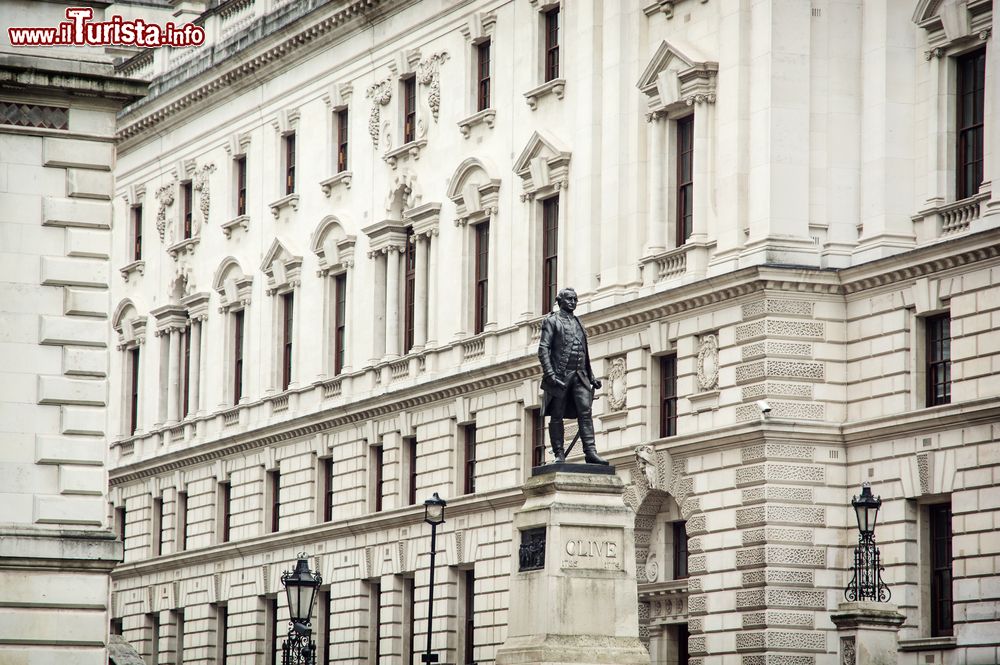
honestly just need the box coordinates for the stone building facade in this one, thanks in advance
[105,1,1000,665]
[0,1,147,663]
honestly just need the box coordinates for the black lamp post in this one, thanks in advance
[845,482,891,602]
[421,493,446,664]
[280,554,322,665]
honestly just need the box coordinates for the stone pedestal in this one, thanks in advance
[495,469,648,665]
[830,601,906,665]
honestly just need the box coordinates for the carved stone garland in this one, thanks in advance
[696,333,720,391]
[192,163,215,224]
[155,182,175,241]
[606,356,627,412]
[416,52,448,122]
[366,78,392,149]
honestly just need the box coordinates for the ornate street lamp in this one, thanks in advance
[421,493,446,664]
[845,483,891,602]
[280,554,322,665]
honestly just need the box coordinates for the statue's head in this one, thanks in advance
[555,287,578,312]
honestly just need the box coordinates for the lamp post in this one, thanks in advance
[280,554,322,665]
[845,482,891,603]
[421,493,446,664]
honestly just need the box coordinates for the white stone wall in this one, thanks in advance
[105,1,1000,665]
[0,1,146,662]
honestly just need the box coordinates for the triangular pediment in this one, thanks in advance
[260,238,297,272]
[637,38,709,93]
[512,131,570,176]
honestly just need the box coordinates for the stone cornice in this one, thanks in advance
[116,0,396,145]
[839,228,1000,294]
[109,485,525,580]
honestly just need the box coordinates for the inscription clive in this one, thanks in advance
[564,539,618,558]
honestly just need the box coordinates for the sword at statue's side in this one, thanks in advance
[562,390,598,459]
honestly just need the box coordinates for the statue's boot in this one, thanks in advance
[579,419,609,465]
[549,421,566,464]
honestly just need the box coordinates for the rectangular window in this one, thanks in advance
[531,408,546,468]
[956,48,986,200]
[235,155,247,216]
[268,469,281,533]
[403,77,416,144]
[660,354,678,438]
[110,617,123,636]
[267,597,280,665]
[369,582,382,665]
[404,226,416,354]
[406,436,418,506]
[464,424,477,495]
[233,310,245,405]
[334,274,347,375]
[676,624,689,665]
[284,132,296,195]
[544,8,560,81]
[132,205,143,261]
[372,444,384,513]
[176,491,188,552]
[542,197,559,313]
[474,221,489,334]
[115,505,126,553]
[319,589,332,665]
[219,481,231,543]
[281,292,294,391]
[181,181,193,240]
[403,577,416,665]
[180,327,190,419]
[216,604,228,665]
[673,521,688,580]
[926,314,951,407]
[477,40,491,111]
[337,109,349,173]
[148,612,160,665]
[323,457,335,522]
[129,347,140,435]
[174,609,185,665]
[464,570,476,665]
[676,115,694,246]
[930,503,953,636]
[152,496,163,557]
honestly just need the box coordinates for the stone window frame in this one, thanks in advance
[458,10,498,135]
[524,0,567,109]
[448,157,501,335]
[120,183,147,281]
[213,257,254,406]
[911,0,993,239]
[513,131,571,316]
[312,215,357,377]
[636,39,717,257]
[260,239,303,393]
[321,82,354,193]
[269,108,301,218]
[223,131,251,236]
[113,299,147,439]
[904,279,952,411]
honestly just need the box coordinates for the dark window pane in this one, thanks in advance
[925,314,951,407]
[676,115,694,246]
[956,49,985,199]
[929,503,953,636]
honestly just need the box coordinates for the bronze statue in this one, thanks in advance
[538,287,608,465]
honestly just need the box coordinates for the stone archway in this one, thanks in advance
[623,445,696,655]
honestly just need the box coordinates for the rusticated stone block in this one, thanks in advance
[735,464,825,487]
[42,197,112,229]
[63,347,107,377]
[736,546,825,569]
[741,444,815,464]
[40,256,108,288]
[66,168,113,199]
[61,405,105,435]
[736,505,825,528]
[742,656,815,665]
[688,594,707,615]
[65,228,111,259]
[37,375,106,406]
[742,569,816,588]
[43,137,113,170]
[35,434,104,465]
[741,486,815,505]
[40,315,107,347]
[741,527,814,546]
[736,630,824,652]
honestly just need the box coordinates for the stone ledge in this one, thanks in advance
[119,259,145,282]
[0,526,122,569]
[457,108,496,137]
[898,636,957,651]
[320,171,352,195]
[269,193,299,219]
[524,78,566,110]
[221,214,250,238]
[383,139,427,168]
